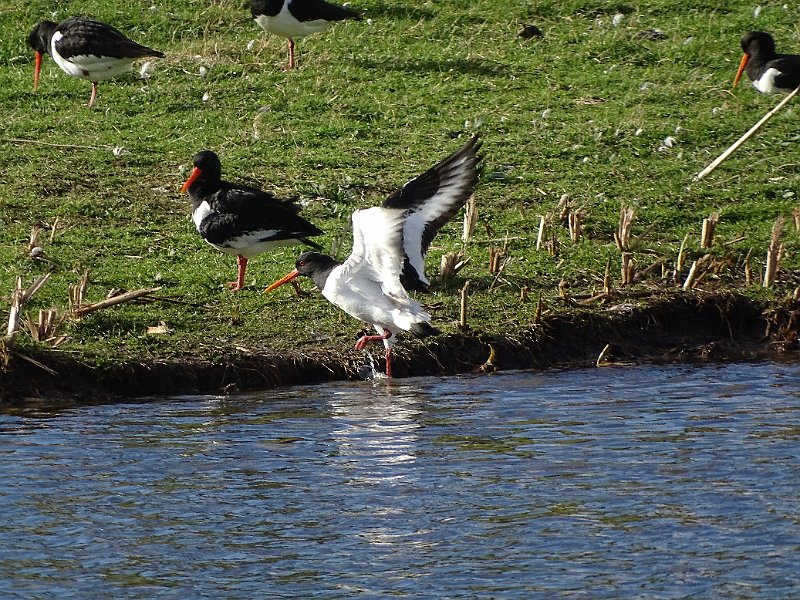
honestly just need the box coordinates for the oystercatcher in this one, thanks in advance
[266,136,482,377]
[733,31,800,94]
[251,0,362,69]
[181,150,323,292]
[27,17,165,108]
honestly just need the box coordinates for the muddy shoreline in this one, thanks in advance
[2,293,798,404]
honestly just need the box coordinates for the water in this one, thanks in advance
[1,362,799,598]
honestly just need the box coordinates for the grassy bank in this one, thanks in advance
[1,0,799,384]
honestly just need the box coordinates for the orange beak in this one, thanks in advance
[265,269,300,293]
[733,53,749,88]
[34,51,42,91]
[180,166,202,193]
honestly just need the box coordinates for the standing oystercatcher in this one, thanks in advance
[181,150,323,292]
[28,17,165,108]
[266,136,482,377]
[734,31,800,94]
[251,0,361,69]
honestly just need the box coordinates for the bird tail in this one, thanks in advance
[409,322,439,338]
[300,237,323,251]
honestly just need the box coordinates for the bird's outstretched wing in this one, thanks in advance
[339,206,407,300]
[382,135,482,290]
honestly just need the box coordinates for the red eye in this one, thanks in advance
[298,260,305,266]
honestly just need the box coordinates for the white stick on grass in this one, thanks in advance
[694,84,800,182]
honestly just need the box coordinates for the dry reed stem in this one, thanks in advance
[72,288,162,319]
[743,248,753,286]
[674,233,689,284]
[27,227,40,252]
[533,291,543,324]
[68,270,90,310]
[683,261,699,291]
[620,252,635,286]
[568,210,582,242]
[25,308,66,346]
[557,194,571,223]
[536,215,546,250]
[488,247,507,275]
[548,232,560,257]
[603,256,612,294]
[701,212,719,249]
[614,205,636,252]
[439,251,469,280]
[458,281,470,330]
[682,254,714,291]
[49,217,60,243]
[462,194,477,242]
[764,217,784,288]
[5,273,52,347]
[596,343,612,367]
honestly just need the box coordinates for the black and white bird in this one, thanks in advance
[734,31,800,94]
[266,136,482,377]
[27,17,165,108]
[181,150,323,292]
[251,0,361,69]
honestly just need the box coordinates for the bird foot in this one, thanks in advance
[354,331,392,351]
[226,281,244,292]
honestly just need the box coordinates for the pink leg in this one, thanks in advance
[88,82,98,108]
[354,329,392,351]
[228,255,248,291]
[385,348,393,378]
[354,330,394,377]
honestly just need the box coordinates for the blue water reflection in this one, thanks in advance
[1,363,799,598]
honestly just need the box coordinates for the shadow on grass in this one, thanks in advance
[354,57,509,76]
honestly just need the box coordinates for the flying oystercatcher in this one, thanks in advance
[28,17,165,108]
[266,135,482,377]
[251,0,362,69]
[734,31,800,94]
[181,150,323,292]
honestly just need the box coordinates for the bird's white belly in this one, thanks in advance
[51,48,133,81]
[254,6,333,38]
[755,68,783,94]
[206,231,289,258]
[322,270,425,333]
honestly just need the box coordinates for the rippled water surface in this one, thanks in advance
[2,363,800,598]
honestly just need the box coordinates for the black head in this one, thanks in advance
[251,0,284,19]
[181,150,223,194]
[28,21,57,55]
[741,31,776,57]
[295,251,337,275]
[191,150,222,179]
[295,252,339,289]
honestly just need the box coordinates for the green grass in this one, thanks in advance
[1,0,799,364]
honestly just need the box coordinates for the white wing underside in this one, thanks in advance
[323,207,430,334]
[401,186,469,286]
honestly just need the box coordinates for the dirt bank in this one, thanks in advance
[1,293,798,403]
